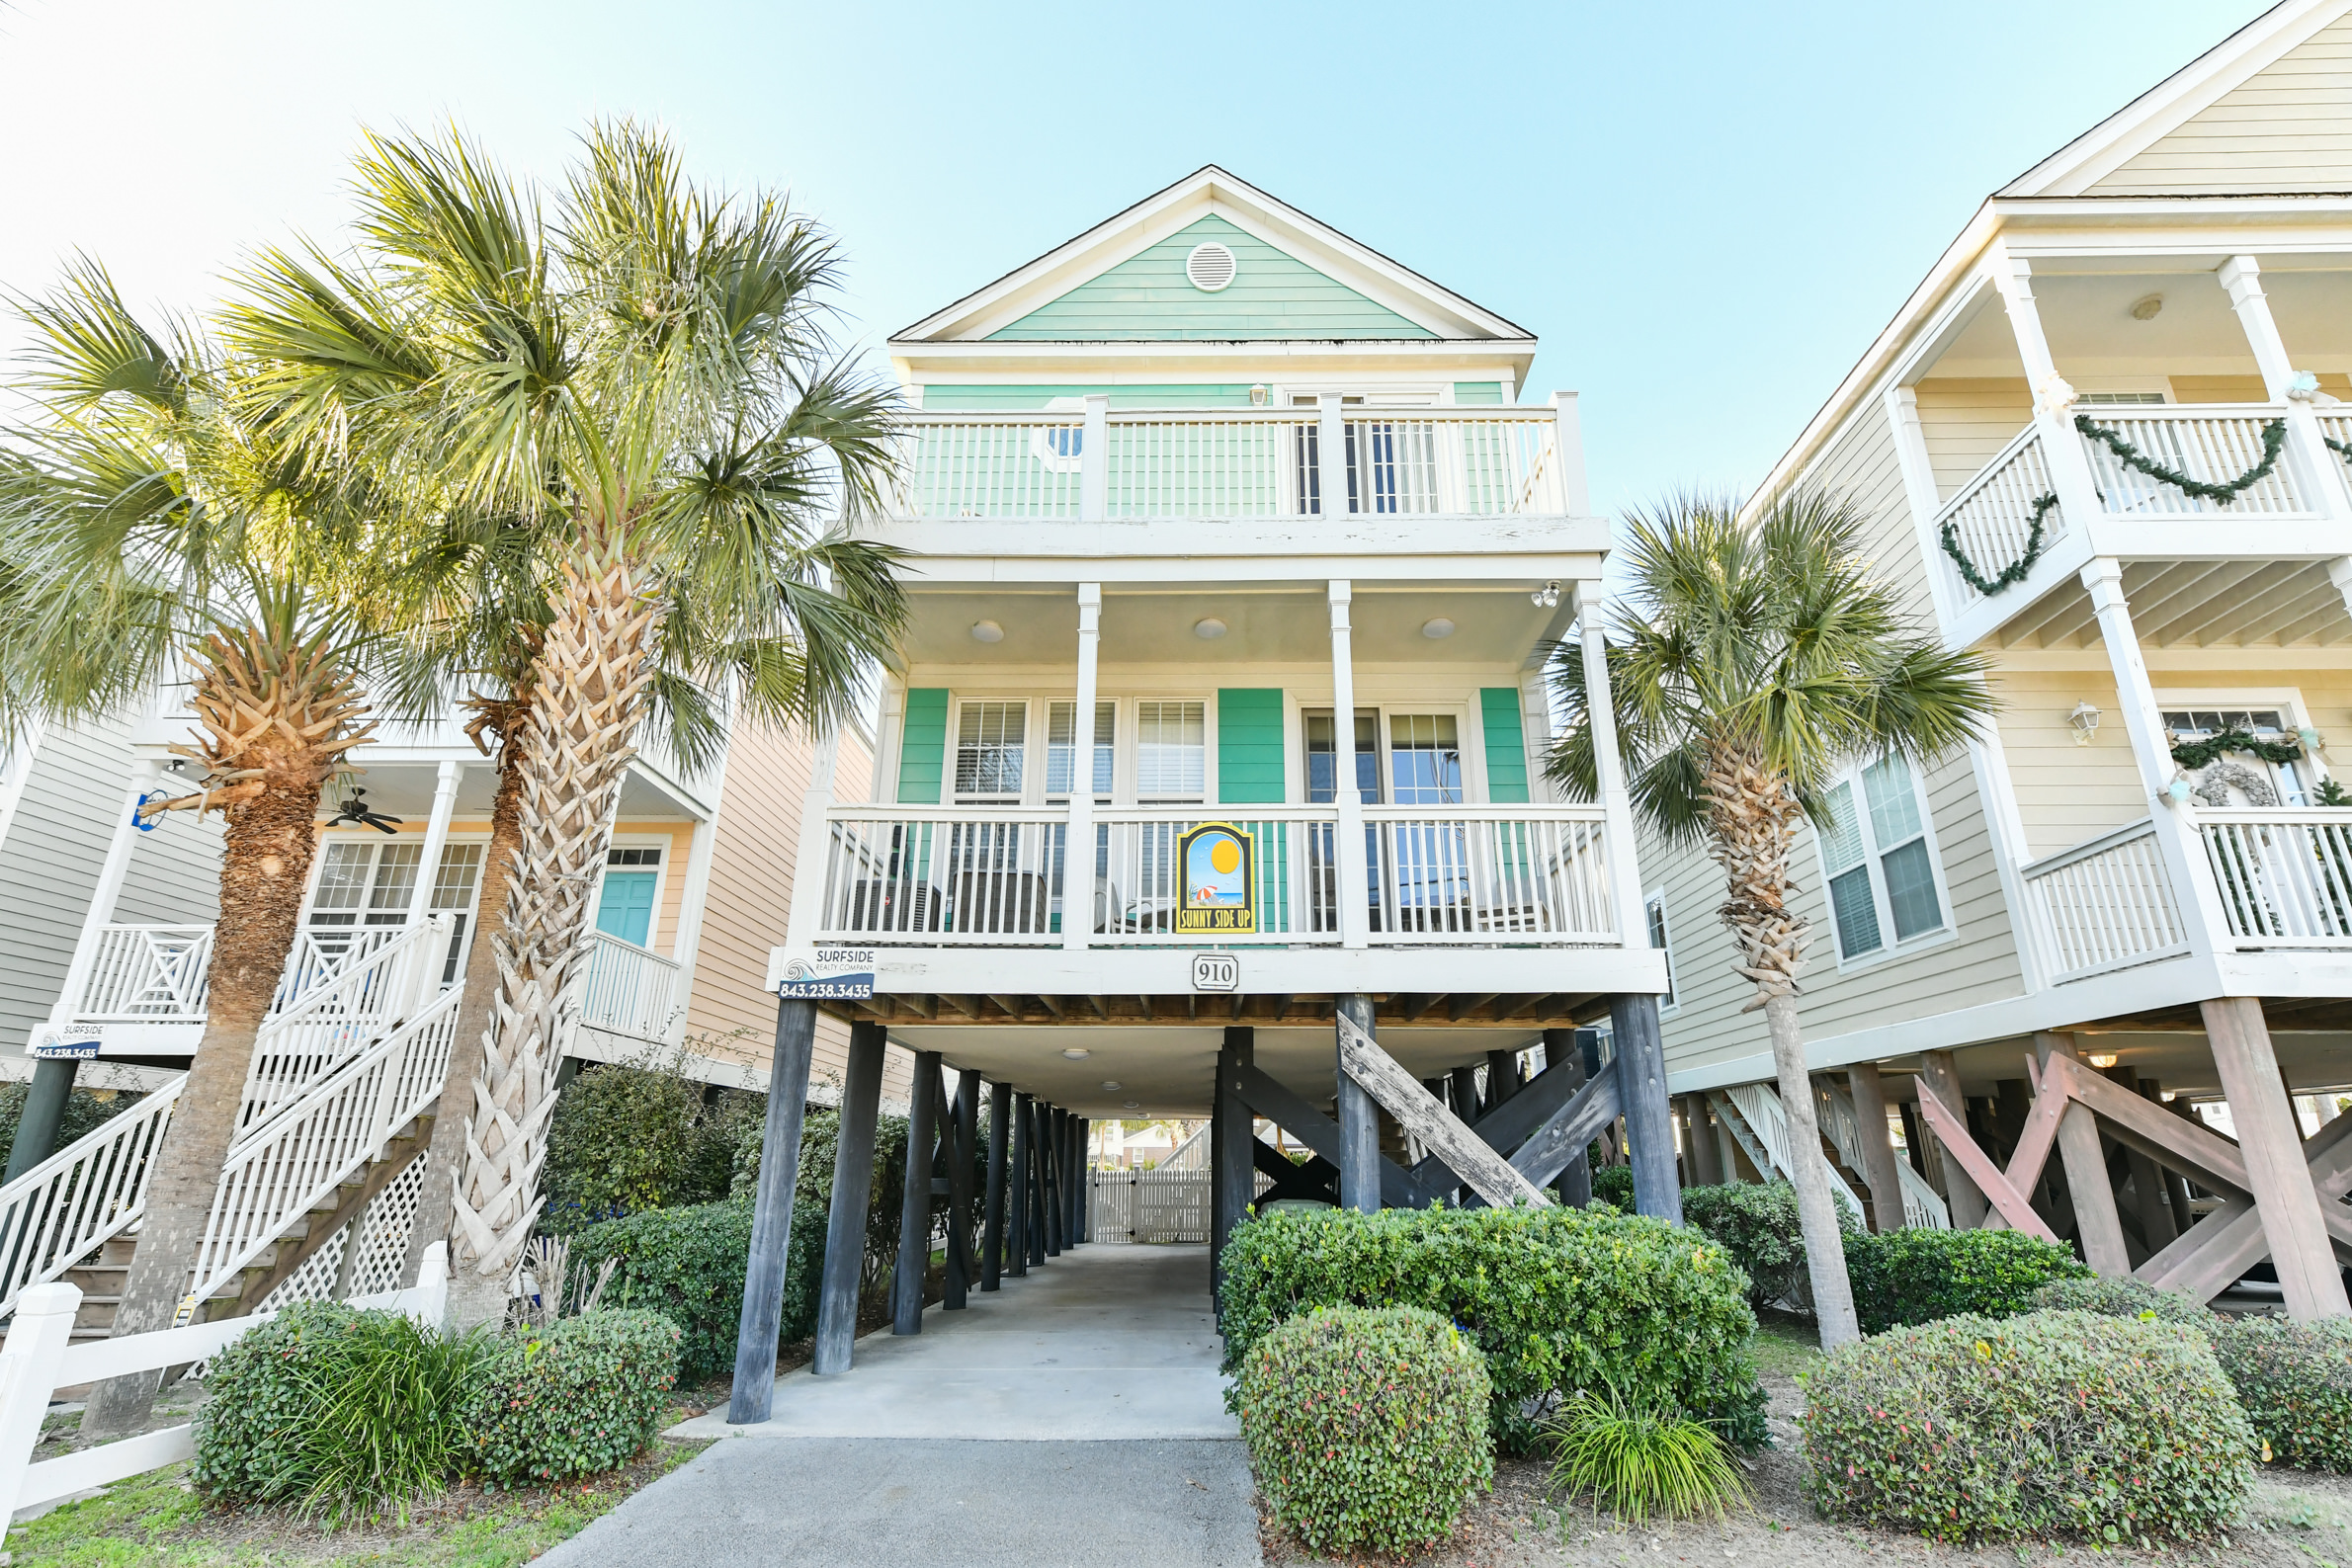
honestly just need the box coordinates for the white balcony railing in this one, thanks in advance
[2200,808,2352,949]
[1935,405,2322,610]
[2020,818,2190,983]
[71,926,214,1021]
[890,406,1568,522]
[579,930,686,1042]
[810,802,1620,949]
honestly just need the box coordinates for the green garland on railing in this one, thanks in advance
[1939,493,2058,597]
[2325,433,2352,466]
[2168,727,2304,770]
[2075,412,2286,504]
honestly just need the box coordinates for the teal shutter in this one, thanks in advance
[1217,689,1287,804]
[1480,688,1531,803]
[896,689,949,804]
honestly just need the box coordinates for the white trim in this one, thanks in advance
[1644,886,1679,1016]
[0,714,48,854]
[589,834,672,949]
[1809,754,1960,973]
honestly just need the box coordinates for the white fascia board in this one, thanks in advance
[798,944,1667,1002]
[1999,0,2347,200]
[892,165,1532,345]
[893,337,1538,379]
[860,517,1609,571]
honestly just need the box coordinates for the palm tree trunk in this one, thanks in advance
[397,705,528,1294]
[445,521,658,1328]
[1761,992,1860,1348]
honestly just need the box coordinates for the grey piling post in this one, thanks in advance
[1486,1046,1522,1110]
[1610,993,1682,1224]
[893,1048,942,1334]
[1062,1112,1082,1246]
[1040,1105,1062,1257]
[1007,1092,1032,1278]
[1542,1028,1593,1207]
[982,1081,1011,1288]
[5,1057,79,1184]
[1214,1028,1255,1291]
[1071,1116,1090,1243]
[1028,1100,1050,1266]
[1335,994,1381,1213]
[812,1021,887,1376]
[726,996,820,1424]
[946,1069,979,1307]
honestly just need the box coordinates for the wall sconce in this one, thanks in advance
[2066,701,2101,745]
[2087,1051,2119,1070]
[1249,384,1269,406]
[1530,580,1561,609]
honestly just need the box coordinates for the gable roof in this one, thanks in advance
[892,165,1533,347]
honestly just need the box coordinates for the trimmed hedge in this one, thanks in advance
[1845,1226,2089,1333]
[1238,1306,1492,1554]
[1680,1180,1855,1313]
[1803,1310,2253,1543]
[2213,1315,2352,1471]
[1590,1165,1635,1211]
[460,1309,682,1487]
[1218,1205,1764,1453]
[568,1197,822,1383]
[542,1057,760,1232]
[2028,1276,2216,1332]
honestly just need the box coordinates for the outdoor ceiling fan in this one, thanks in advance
[328,788,404,835]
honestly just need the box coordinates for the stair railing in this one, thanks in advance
[1816,1081,1950,1230]
[1720,1082,1869,1218]
[0,1082,185,1317]
[234,917,450,1134]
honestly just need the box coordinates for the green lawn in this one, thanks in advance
[1748,1310,1825,1382]
[6,1443,704,1568]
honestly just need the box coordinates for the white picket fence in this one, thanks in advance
[1089,1169,1211,1243]
[0,1245,450,1526]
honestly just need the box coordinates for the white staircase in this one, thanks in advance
[1712,1081,1948,1230]
[0,918,461,1333]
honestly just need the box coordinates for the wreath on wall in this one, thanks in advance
[2190,761,2280,808]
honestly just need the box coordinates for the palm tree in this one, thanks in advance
[224,122,906,1326]
[1545,492,1994,1348]
[0,264,396,1430]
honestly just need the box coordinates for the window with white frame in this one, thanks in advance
[2160,706,2315,806]
[1046,700,1116,799]
[1134,701,1205,799]
[954,701,1027,800]
[1817,755,1946,962]
[1645,891,1676,1010]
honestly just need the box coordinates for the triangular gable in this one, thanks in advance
[983,213,1435,342]
[894,166,1530,346]
[2002,0,2352,198]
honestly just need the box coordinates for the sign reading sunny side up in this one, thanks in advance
[1175,822,1256,936]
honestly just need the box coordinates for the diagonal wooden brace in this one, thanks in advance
[1335,1010,1552,1208]
[1913,1078,2059,1243]
[1510,1068,1623,1190]
[2137,1095,2352,1301]
[1407,1052,1589,1195]
[1234,1064,1429,1208]
[1252,1138,1338,1203]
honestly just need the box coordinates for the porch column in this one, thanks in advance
[1042,1106,1064,1257]
[2219,256,2352,522]
[1541,1028,1593,1205]
[666,814,719,1008]
[1007,1092,1032,1278]
[43,759,160,1041]
[892,1048,942,1334]
[1063,584,1101,951]
[1073,1116,1090,1242]
[2204,996,2352,1319]
[2105,1064,2176,1253]
[781,726,846,949]
[810,1020,885,1376]
[4,1059,79,1183]
[2036,1032,2131,1278]
[1845,1062,1909,1233]
[1917,1049,1988,1228]
[1328,581,1370,949]
[726,995,819,1421]
[1213,1028,1255,1290]
[1027,1100,1050,1265]
[980,1080,1010,1290]
[1570,580,1647,944]
[401,760,463,928]
[1987,245,2108,525]
[1611,994,1682,1223]
[1547,390,1591,517]
[944,1068,979,1308]
[1334,995,1381,1211]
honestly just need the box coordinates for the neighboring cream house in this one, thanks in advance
[1652,0,2352,1320]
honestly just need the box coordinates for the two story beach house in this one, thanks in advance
[1651,0,2352,1321]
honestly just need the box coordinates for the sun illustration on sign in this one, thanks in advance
[1177,823,1256,933]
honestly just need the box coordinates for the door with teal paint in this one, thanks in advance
[596,870,658,947]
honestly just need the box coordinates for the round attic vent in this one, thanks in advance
[1185,241,1237,292]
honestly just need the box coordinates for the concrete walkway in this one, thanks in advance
[542,1243,1260,1567]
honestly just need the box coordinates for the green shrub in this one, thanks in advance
[1218,1205,1764,1453]
[1844,1226,2089,1333]
[0,1082,141,1171]
[1546,1383,1750,1524]
[568,1197,823,1382]
[460,1309,681,1487]
[195,1302,491,1523]
[1680,1181,1859,1313]
[2028,1276,2216,1332]
[2213,1315,2352,1471]
[1802,1310,2253,1542]
[541,1054,760,1231]
[1237,1305,1492,1555]
[1589,1164,1635,1211]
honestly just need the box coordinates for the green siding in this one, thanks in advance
[896,689,949,804]
[986,215,1436,343]
[1480,688,1530,803]
[1452,381,1506,405]
[1217,689,1287,804]
[921,384,1262,411]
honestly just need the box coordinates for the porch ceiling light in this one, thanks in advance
[2067,701,2101,745]
[1530,581,1561,609]
[2087,1051,2120,1070]
[2130,293,2164,321]
[1194,617,1227,640]
[1062,1047,1091,1059]
[1421,618,1456,639]
[970,619,1004,643]
[1101,1080,1122,1091]
[1123,1100,1140,1110]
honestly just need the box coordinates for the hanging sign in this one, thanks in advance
[768,946,877,1000]
[1175,822,1256,936]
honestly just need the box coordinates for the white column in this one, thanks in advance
[667,814,720,1028]
[1572,580,1646,943]
[1988,247,2107,528]
[871,677,905,802]
[781,730,845,949]
[1317,393,1349,518]
[1329,580,1370,949]
[1519,670,1556,804]
[2218,255,2352,521]
[43,759,160,1037]
[1883,384,1962,630]
[2080,557,2227,951]
[1548,390,1591,517]
[1079,395,1111,523]
[402,760,463,927]
[1063,583,1102,952]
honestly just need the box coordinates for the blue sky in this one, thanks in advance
[0,1,2273,515]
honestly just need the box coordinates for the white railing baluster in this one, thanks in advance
[2020,819,2190,983]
